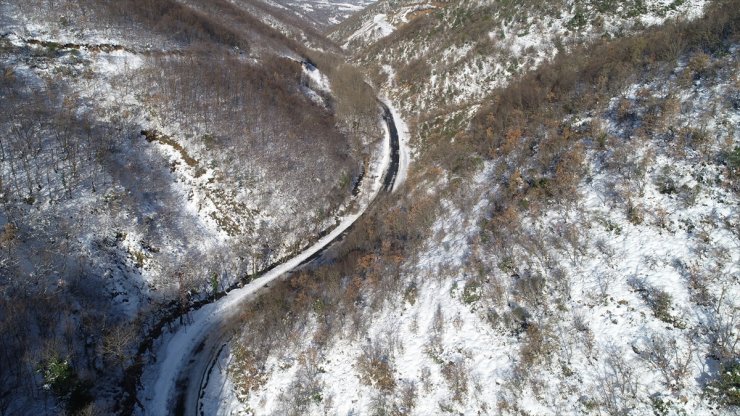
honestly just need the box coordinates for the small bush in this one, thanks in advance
[131,250,146,268]
[685,127,710,150]
[604,219,623,235]
[626,0,648,17]
[40,357,92,414]
[650,289,674,323]
[709,359,740,406]
[567,9,588,30]
[511,305,530,327]
[229,345,267,396]
[628,278,682,326]
[725,146,740,176]
[395,381,418,416]
[656,166,678,194]
[357,343,396,392]
[441,359,468,403]
[688,52,711,79]
[677,184,700,207]
[513,271,546,305]
[651,395,671,416]
[641,334,694,390]
[519,324,553,369]
[404,282,418,305]
[627,201,643,225]
[462,280,481,305]
[497,256,516,274]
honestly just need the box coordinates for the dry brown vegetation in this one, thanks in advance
[0,0,381,413]
[228,0,739,410]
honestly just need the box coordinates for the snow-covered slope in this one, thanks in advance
[3,0,739,415]
[138,111,394,415]
[0,0,381,414]
[267,0,376,28]
[217,2,740,414]
[334,0,710,134]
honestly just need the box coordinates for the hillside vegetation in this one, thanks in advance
[0,0,382,414]
[219,0,740,414]
[332,0,709,141]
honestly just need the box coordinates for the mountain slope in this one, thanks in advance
[0,0,383,414]
[332,0,709,136]
[218,1,740,414]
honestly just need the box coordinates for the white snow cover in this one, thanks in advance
[200,345,248,416]
[264,0,373,28]
[301,63,332,106]
[212,44,739,416]
[303,64,331,94]
[343,13,396,48]
[346,0,710,129]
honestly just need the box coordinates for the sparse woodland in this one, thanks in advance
[332,0,718,134]
[0,0,381,414]
[223,0,740,414]
[1,0,739,415]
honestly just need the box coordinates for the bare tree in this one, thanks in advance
[640,333,695,391]
[599,346,639,415]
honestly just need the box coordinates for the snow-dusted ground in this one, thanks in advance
[136,97,397,415]
[301,61,333,107]
[337,2,439,48]
[337,0,710,135]
[0,12,364,287]
[214,40,739,415]
[267,0,374,27]
[0,3,377,413]
[343,13,396,47]
[200,344,247,416]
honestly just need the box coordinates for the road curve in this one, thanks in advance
[135,97,402,416]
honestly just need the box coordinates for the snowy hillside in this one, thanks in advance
[333,0,710,135]
[216,2,740,415]
[0,0,382,414]
[2,0,739,415]
[268,0,376,28]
